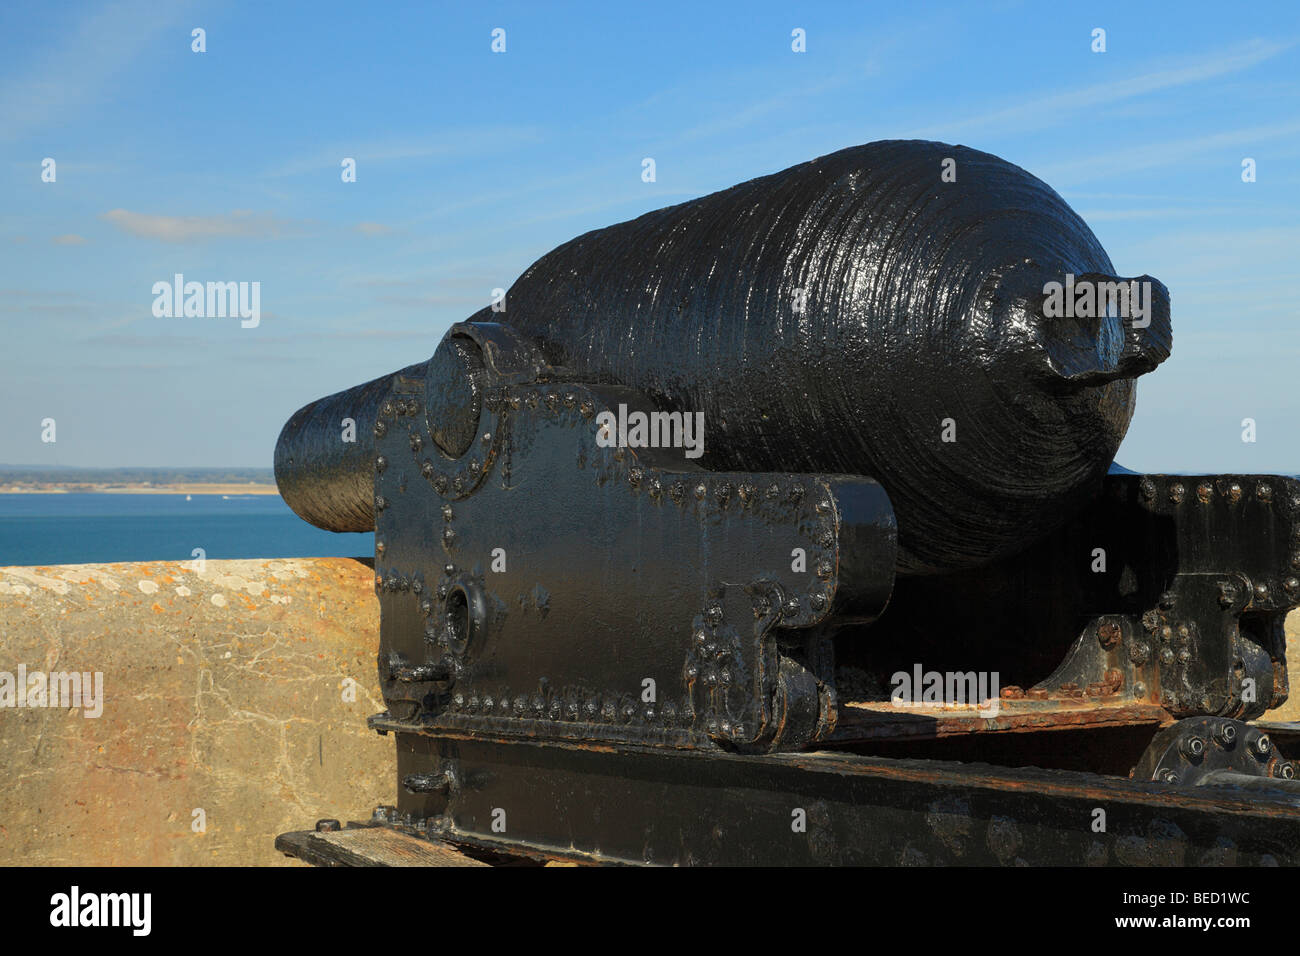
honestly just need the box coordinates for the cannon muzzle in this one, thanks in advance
[274,362,426,532]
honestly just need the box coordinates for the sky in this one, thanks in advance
[1,0,1297,472]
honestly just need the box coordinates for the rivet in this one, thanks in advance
[1258,483,1273,502]
[809,593,827,611]
[482,432,492,444]
[816,561,833,579]
[1228,482,1243,502]
[442,528,456,545]
[562,393,576,408]
[376,540,386,556]
[375,495,388,512]
[1168,482,1185,504]
[578,400,593,418]
[694,482,707,500]
[648,478,662,498]
[374,421,388,438]
[441,504,453,521]
[1139,478,1156,500]
[1196,483,1212,503]
[421,461,434,479]
[434,475,448,494]
[629,467,644,486]
[376,455,388,472]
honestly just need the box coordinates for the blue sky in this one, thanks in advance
[2,0,1297,471]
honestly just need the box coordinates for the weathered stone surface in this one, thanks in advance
[1276,612,1300,722]
[0,557,387,866]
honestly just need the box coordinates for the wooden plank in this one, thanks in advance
[276,827,489,867]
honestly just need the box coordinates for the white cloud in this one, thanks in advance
[100,209,310,242]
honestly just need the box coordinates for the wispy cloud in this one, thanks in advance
[0,0,196,142]
[905,38,1292,140]
[100,209,312,242]
[1034,119,1300,183]
[262,127,544,178]
[52,234,88,245]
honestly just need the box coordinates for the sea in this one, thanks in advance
[0,493,373,567]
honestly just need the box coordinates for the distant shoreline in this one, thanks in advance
[1,483,280,495]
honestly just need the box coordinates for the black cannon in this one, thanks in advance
[275,141,1300,867]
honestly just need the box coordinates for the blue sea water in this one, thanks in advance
[0,493,373,566]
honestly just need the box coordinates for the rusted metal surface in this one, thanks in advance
[0,557,388,866]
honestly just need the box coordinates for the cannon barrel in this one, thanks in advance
[276,139,1172,574]
[274,363,426,532]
